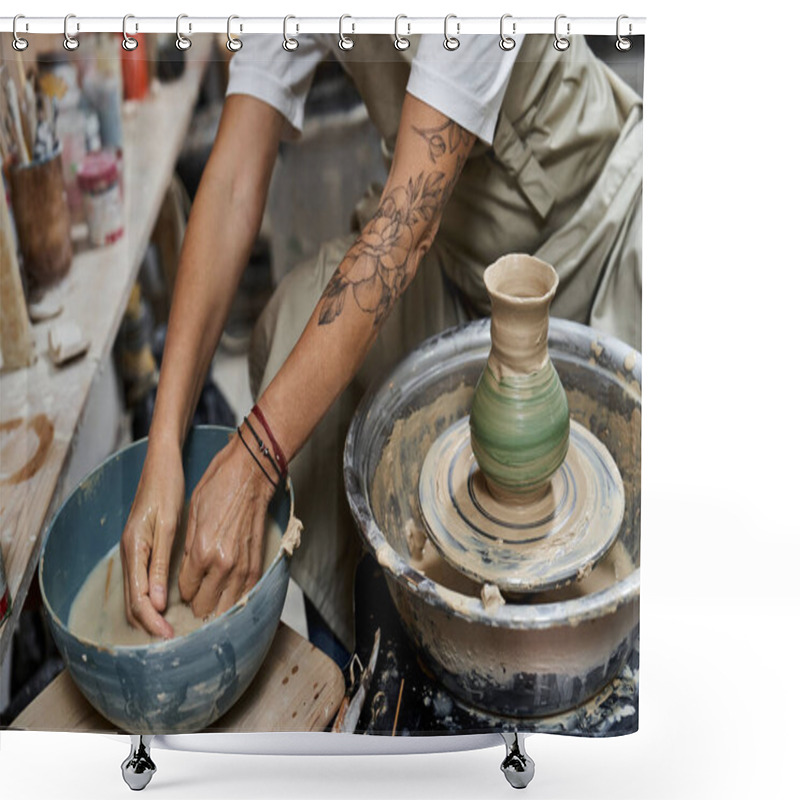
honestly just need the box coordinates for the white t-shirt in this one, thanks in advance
[226,34,523,146]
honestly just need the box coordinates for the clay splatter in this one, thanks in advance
[0,414,54,486]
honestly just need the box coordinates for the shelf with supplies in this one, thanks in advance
[0,38,212,664]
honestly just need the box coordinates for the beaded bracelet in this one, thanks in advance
[251,405,288,476]
[236,426,278,490]
[242,416,283,483]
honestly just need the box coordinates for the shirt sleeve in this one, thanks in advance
[225,34,330,140]
[406,35,523,145]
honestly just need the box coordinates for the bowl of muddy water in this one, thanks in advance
[38,426,298,734]
[345,319,641,718]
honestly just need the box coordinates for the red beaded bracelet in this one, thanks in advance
[251,405,288,476]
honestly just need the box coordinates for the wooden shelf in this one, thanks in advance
[0,44,211,664]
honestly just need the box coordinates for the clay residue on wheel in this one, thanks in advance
[363,330,641,716]
[0,414,54,486]
[371,384,636,606]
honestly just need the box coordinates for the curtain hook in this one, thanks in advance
[339,14,354,50]
[122,15,138,51]
[616,15,632,52]
[283,15,299,51]
[227,15,243,52]
[12,14,29,51]
[176,14,192,51]
[499,14,516,51]
[394,14,410,51]
[63,13,79,51]
[444,14,460,51]
[554,14,570,51]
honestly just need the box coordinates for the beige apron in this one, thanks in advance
[249,35,643,648]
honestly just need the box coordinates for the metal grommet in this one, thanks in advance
[394,14,410,51]
[227,15,243,52]
[63,13,79,51]
[121,15,138,51]
[499,14,516,51]
[339,14,354,51]
[553,14,570,51]
[176,13,192,51]
[12,14,29,52]
[444,14,460,51]
[616,15,632,52]
[283,15,299,51]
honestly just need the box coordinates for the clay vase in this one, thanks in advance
[469,254,570,503]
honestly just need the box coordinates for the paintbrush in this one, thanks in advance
[0,68,26,161]
[0,127,9,164]
[23,74,37,156]
[0,67,11,152]
[13,57,26,100]
[32,94,57,162]
[0,113,16,164]
[3,73,30,164]
[0,94,12,162]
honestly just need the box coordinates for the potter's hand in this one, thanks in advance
[178,433,273,619]
[120,441,185,639]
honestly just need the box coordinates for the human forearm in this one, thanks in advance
[149,96,283,451]
[121,97,284,636]
[253,95,475,463]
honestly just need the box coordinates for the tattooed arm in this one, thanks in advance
[121,96,285,635]
[173,95,474,621]
[257,95,474,460]
[318,113,472,328]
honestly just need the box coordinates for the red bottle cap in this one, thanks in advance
[77,151,119,192]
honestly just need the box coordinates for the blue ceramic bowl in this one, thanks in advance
[39,426,294,734]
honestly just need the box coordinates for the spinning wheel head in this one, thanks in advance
[418,417,625,594]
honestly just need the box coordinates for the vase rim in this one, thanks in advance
[484,254,558,306]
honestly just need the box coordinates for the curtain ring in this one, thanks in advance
[339,14,354,51]
[616,15,632,51]
[176,14,192,51]
[553,14,570,51]
[227,15,243,52]
[122,15,138,51]
[444,14,460,51]
[394,14,410,51]
[63,13,79,51]
[283,15,299,51]
[499,14,516,51]
[12,15,29,51]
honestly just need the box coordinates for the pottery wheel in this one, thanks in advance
[418,417,625,594]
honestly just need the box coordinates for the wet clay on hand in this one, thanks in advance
[68,515,283,646]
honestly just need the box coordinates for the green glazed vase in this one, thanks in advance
[469,254,570,503]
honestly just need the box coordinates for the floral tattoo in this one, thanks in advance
[412,119,475,164]
[318,122,474,328]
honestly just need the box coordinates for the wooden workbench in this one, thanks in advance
[10,622,346,733]
[0,43,211,665]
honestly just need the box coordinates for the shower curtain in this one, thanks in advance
[0,23,642,748]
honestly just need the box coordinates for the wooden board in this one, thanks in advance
[0,43,211,665]
[9,622,345,733]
